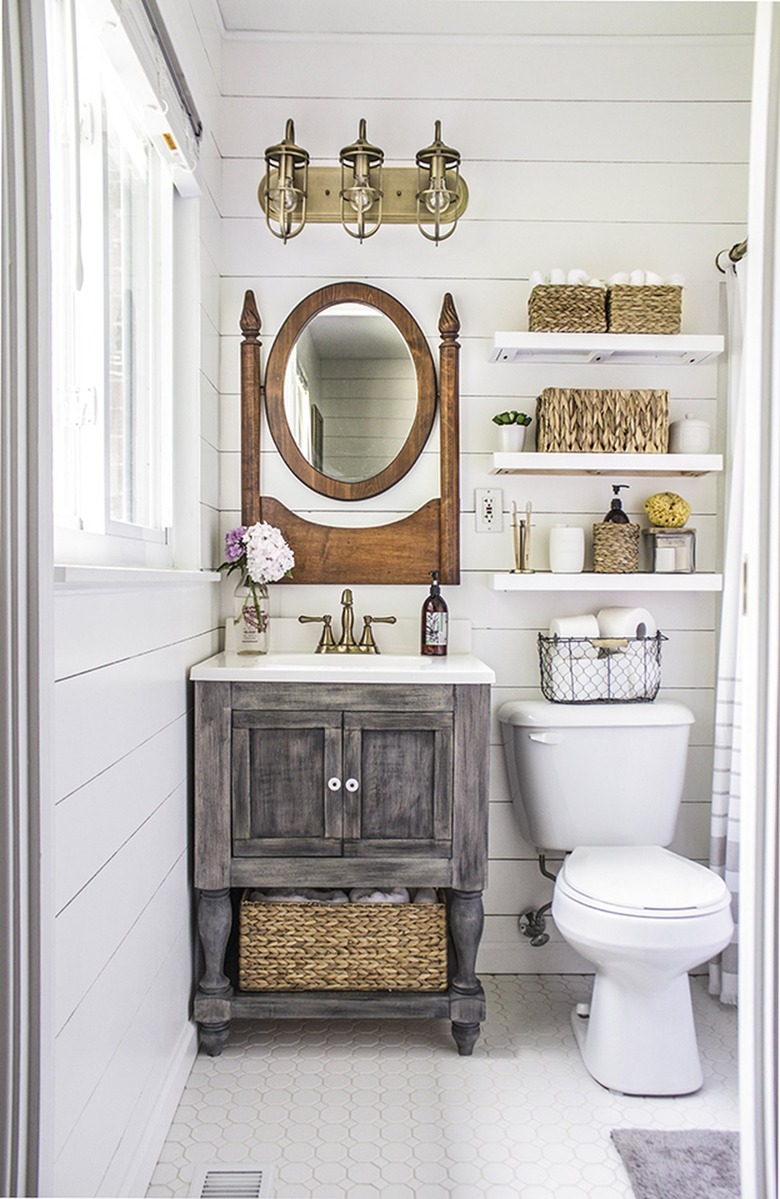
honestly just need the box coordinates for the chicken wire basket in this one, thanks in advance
[538,633,667,704]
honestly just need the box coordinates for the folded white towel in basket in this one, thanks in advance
[412,888,438,904]
[349,886,411,905]
[249,888,349,904]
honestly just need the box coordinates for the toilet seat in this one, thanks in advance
[558,846,731,918]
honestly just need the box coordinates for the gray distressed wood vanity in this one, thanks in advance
[191,652,493,1055]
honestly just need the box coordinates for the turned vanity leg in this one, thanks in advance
[448,888,486,1055]
[195,887,233,1055]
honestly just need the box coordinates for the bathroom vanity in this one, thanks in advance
[191,651,493,1056]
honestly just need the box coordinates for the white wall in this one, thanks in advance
[214,20,752,972]
[48,1,223,1194]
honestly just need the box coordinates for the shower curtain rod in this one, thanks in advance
[715,238,748,273]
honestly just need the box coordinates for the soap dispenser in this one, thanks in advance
[603,484,630,523]
[421,571,448,656]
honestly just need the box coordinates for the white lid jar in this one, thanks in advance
[669,414,710,454]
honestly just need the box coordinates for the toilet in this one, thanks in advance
[497,699,733,1096]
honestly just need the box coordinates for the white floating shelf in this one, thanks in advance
[491,452,723,477]
[491,332,724,365]
[491,572,723,592]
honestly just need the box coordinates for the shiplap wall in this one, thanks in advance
[49,1,223,1194]
[215,24,751,973]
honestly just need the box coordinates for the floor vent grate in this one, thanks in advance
[189,1164,275,1199]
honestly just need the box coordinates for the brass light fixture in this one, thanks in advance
[258,118,468,244]
[339,119,384,241]
[416,120,462,243]
[261,119,309,243]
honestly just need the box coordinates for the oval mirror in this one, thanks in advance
[264,283,437,501]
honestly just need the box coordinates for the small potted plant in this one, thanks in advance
[493,410,532,452]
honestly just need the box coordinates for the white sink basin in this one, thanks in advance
[190,651,495,685]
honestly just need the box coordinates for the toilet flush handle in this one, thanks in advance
[527,732,561,744]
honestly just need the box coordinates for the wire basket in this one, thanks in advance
[538,633,667,704]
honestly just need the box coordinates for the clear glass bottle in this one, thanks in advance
[233,576,269,654]
[421,570,448,657]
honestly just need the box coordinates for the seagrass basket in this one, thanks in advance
[238,891,448,992]
[535,388,669,453]
[607,285,682,334]
[528,285,607,333]
[592,522,641,573]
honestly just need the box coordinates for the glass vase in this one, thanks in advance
[233,576,269,654]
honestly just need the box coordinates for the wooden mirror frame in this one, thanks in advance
[264,283,436,501]
[240,283,460,585]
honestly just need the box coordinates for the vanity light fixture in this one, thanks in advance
[262,119,309,243]
[415,120,462,243]
[258,118,468,244]
[339,119,384,241]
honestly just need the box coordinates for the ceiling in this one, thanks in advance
[215,1,755,39]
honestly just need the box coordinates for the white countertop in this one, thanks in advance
[190,651,495,685]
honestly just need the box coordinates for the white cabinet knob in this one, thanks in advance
[345,777,360,792]
[327,777,342,791]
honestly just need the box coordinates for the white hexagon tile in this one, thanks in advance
[146,975,738,1199]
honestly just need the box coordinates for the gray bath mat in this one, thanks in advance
[611,1129,740,1199]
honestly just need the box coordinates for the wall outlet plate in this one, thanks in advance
[475,488,504,533]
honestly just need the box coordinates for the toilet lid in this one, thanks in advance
[559,846,730,916]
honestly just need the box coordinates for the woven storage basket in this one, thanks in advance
[607,285,682,334]
[528,285,607,333]
[238,891,448,992]
[592,522,641,573]
[535,388,669,453]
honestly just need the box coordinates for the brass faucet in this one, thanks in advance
[299,589,397,653]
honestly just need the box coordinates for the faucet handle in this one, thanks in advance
[298,613,336,653]
[358,614,397,654]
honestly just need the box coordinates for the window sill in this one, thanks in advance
[54,565,221,591]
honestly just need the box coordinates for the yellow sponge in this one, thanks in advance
[644,491,691,527]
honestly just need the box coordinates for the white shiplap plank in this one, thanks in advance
[53,632,214,801]
[54,715,188,913]
[221,39,753,103]
[216,95,750,165]
[53,866,192,1189]
[54,782,188,1034]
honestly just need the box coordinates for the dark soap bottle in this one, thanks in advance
[421,570,448,656]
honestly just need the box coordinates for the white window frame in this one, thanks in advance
[47,0,188,568]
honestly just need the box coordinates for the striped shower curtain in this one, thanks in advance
[708,261,746,1007]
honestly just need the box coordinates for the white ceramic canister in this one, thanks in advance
[548,525,585,573]
[669,413,711,454]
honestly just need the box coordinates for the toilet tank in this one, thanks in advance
[497,700,694,851]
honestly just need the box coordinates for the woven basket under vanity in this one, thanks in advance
[238,890,448,992]
[606,285,683,334]
[535,388,669,453]
[528,285,607,333]
[592,522,641,573]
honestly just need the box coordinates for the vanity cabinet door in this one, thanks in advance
[232,710,344,856]
[341,711,454,857]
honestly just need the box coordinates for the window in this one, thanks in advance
[46,0,184,565]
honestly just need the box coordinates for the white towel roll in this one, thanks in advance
[629,269,646,286]
[567,268,589,285]
[549,614,600,639]
[644,270,663,285]
[587,277,606,288]
[608,272,630,285]
[550,656,608,702]
[549,267,566,284]
[597,606,657,639]
[666,272,685,287]
[529,270,545,287]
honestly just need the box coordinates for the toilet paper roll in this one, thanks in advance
[549,614,600,639]
[597,606,658,639]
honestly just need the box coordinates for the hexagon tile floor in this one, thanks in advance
[147,974,738,1199]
